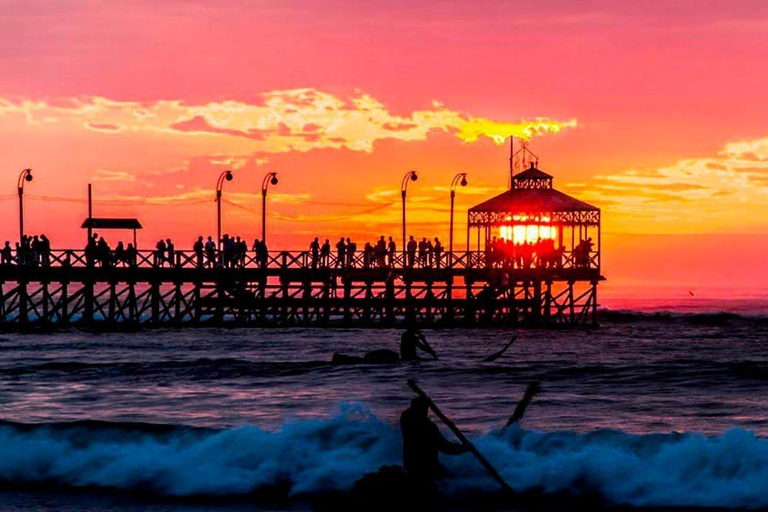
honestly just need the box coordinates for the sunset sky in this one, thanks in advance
[1,0,767,299]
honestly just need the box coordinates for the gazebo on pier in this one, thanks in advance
[465,161,603,325]
[468,162,601,271]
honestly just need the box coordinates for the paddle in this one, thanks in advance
[482,336,517,362]
[407,379,513,494]
[504,381,541,428]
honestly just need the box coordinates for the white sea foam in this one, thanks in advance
[0,405,765,508]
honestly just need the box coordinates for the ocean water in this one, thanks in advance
[0,303,766,510]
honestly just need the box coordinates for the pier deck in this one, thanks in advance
[0,249,603,329]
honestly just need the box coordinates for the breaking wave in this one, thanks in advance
[0,405,766,508]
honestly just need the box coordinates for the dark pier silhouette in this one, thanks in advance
[2,148,603,330]
[0,141,604,330]
[0,245,601,329]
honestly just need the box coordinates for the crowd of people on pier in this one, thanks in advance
[307,236,447,269]
[1,233,597,270]
[0,235,52,267]
[484,236,594,269]
[190,235,269,269]
[79,234,271,269]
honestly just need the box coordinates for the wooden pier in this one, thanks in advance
[0,248,602,329]
[3,153,605,330]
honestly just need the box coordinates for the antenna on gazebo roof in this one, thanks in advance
[508,137,539,189]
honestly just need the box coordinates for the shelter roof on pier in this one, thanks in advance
[469,188,598,214]
[469,162,598,214]
[468,162,599,226]
[81,218,143,230]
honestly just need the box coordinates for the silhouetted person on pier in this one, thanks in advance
[582,237,594,267]
[336,237,346,268]
[39,235,51,266]
[31,235,42,266]
[536,239,552,269]
[418,238,427,267]
[321,239,331,267]
[221,235,232,268]
[238,236,247,267]
[400,395,466,486]
[166,239,175,267]
[1,241,12,265]
[406,236,417,268]
[433,238,443,268]
[1,241,11,265]
[19,236,31,266]
[126,243,137,267]
[97,237,111,267]
[85,234,98,267]
[573,239,593,268]
[254,239,268,267]
[204,236,216,267]
[310,237,320,269]
[376,236,387,268]
[363,242,373,268]
[155,239,167,267]
[114,241,125,267]
[347,238,357,267]
[250,238,260,267]
[193,236,204,268]
[387,237,397,267]
[400,328,437,361]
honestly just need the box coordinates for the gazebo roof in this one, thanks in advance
[513,166,553,182]
[471,161,598,214]
[469,187,599,214]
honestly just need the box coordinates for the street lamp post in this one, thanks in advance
[449,172,468,265]
[261,172,279,243]
[216,170,234,248]
[17,168,33,244]
[400,170,418,251]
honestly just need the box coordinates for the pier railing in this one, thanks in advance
[5,249,600,271]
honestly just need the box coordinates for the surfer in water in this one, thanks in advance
[400,395,467,484]
[344,393,468,509]
[399,327,437,361]
[331,328,437,364]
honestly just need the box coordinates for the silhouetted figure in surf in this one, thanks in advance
[342,393,467,509]
[400,328,437,361]
[330,328,437,365]
[400,395,467,484]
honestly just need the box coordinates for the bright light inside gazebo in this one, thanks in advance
[499,224,557,245]
[498,214,557,245]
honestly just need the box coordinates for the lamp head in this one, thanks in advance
[270,174,279,186]
[23,169,33,182]
[460,175,468,187]
[410,171,418,182]
[225,170,233,181]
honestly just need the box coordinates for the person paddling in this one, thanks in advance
[400,395,467,486]
[331,328,437,364]
[400,328,437,361]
